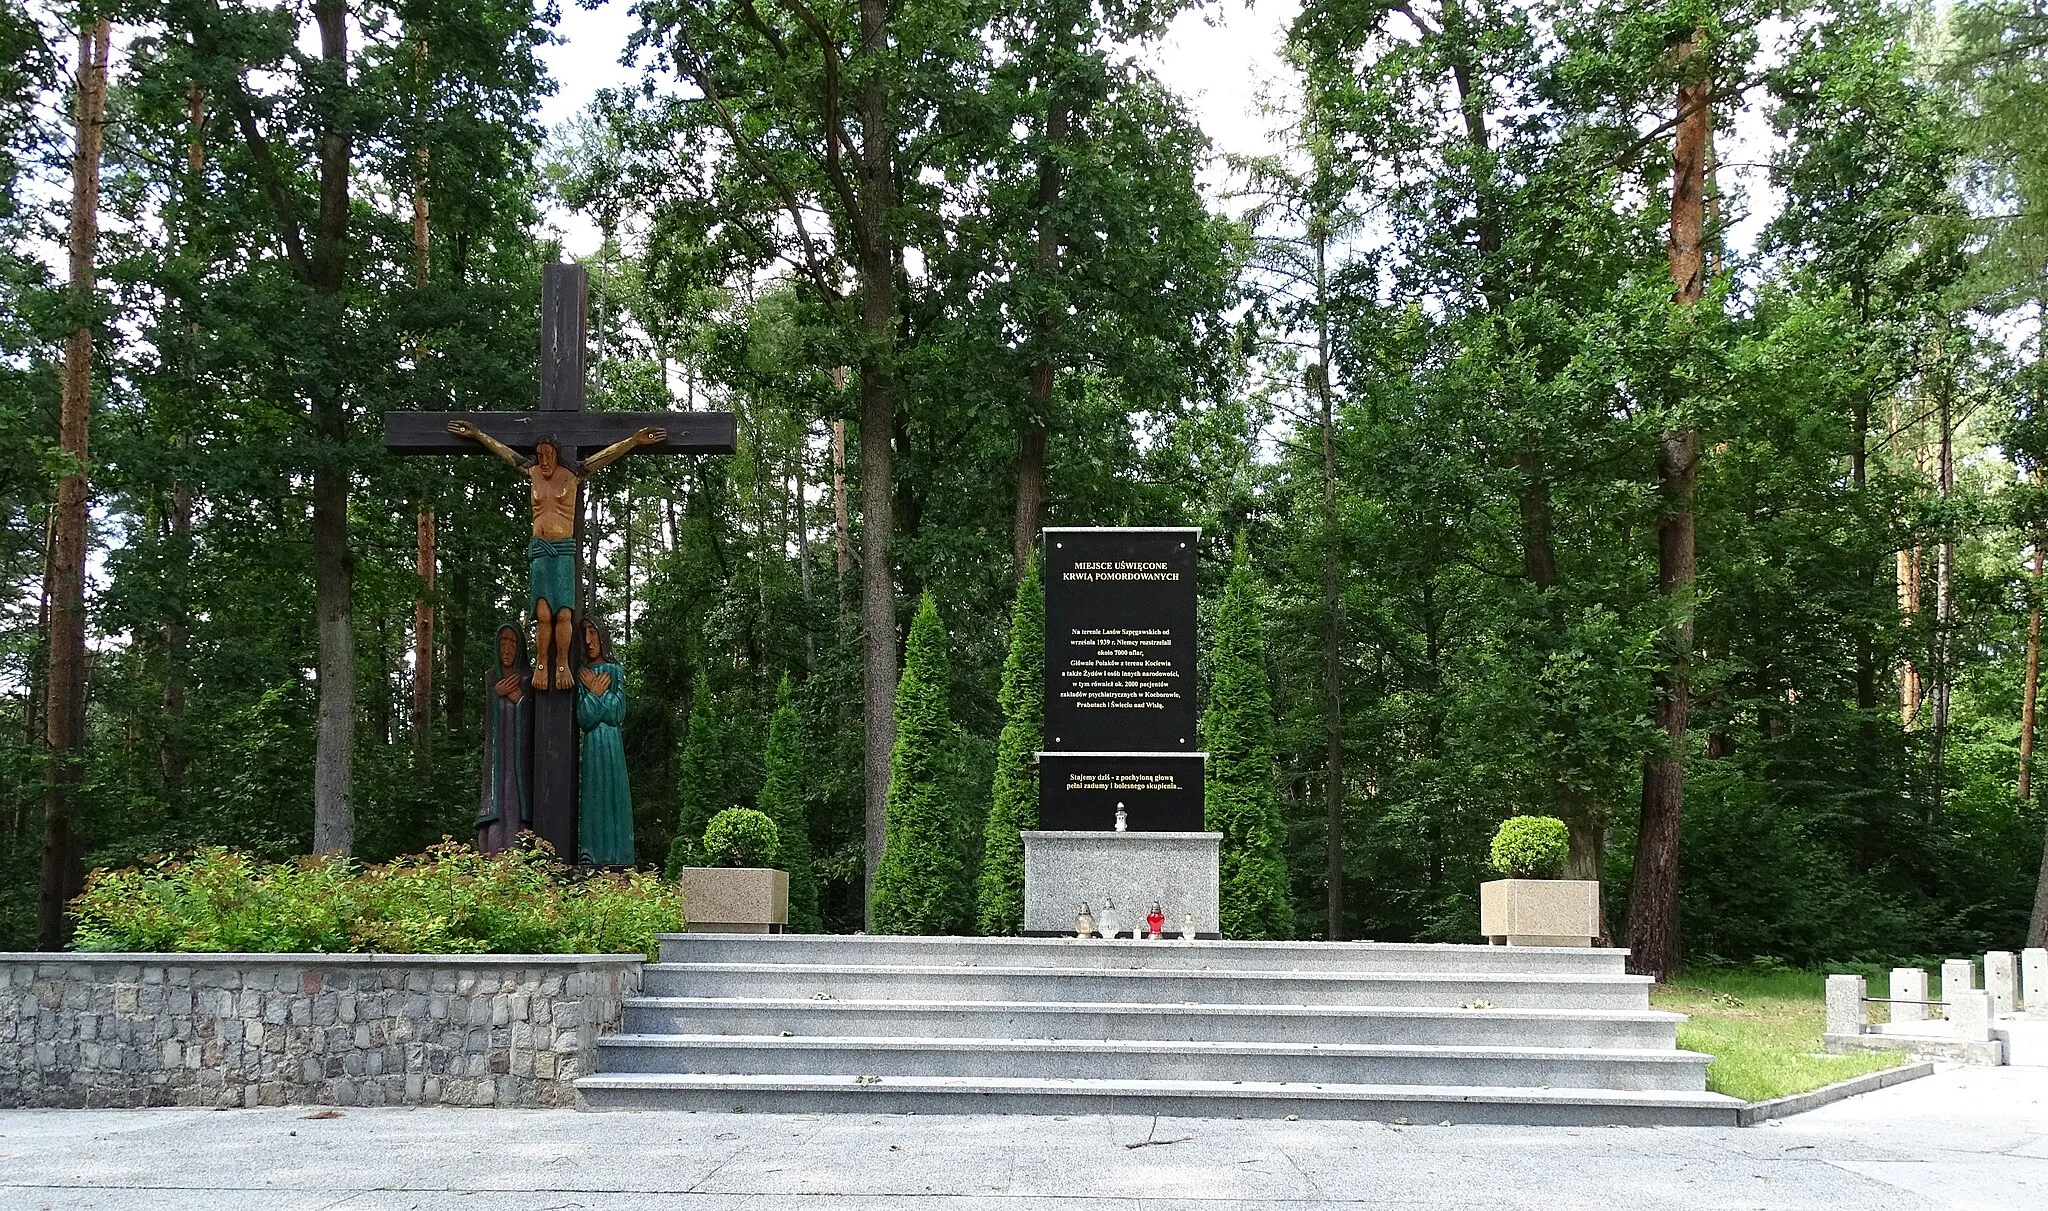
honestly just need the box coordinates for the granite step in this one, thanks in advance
[594,1033,1713,1091]
[575,1071,1743,1126]
[654,933,1627,975]
[637,962,1655,1010]
[619,996,1685,1049]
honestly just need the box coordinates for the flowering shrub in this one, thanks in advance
[68,839,682,959]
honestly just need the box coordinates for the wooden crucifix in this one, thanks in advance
[384,263,736,860]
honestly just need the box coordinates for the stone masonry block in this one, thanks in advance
[2026,948,2048,1015]
[1950,988,1994,1042]
[1985,951,2018,1017]
[1942,958,1975,1007]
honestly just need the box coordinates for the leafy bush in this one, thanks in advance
[701,808,780,868]
[1490,816,1570,879]
[68,840,683,958]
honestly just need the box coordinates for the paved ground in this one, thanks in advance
[2,1066,2043,1210]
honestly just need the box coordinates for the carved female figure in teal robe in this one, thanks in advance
[576,617,634,866]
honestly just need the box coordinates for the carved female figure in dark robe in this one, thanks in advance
[476,625,533,853]
[576,617,634,866]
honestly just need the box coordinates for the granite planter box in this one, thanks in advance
[681,867,789,933]
[1479,879,1601,946]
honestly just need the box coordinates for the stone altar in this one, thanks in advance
[1021,830,1220,937]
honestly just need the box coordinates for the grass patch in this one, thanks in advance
[1653,965,1907,1103]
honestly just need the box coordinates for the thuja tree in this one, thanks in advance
[668,685,727,874]
[1205,547,1293,940]
[977,565,1044,934]
[758,674,821,932]
[872,593,969,934]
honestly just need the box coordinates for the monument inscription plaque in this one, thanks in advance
[1037,753,1205,831]
[1043,529,1199,752]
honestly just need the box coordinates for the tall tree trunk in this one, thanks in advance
[410,80,434,754]
[39,19,111,950]
[413,506,435,749]
[1625,33,1710,982]
[162,78,203,807]
[1309,224,1347,940]
[1010,17,1073,576]
[445,559,469,739]
[857,0,897,925]
[832,415,851,616]
[1931,340,1954,809]
[2021,530,2042,802]
[308,0,356,854]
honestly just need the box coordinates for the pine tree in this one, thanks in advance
[976,564,1044,935]
[1204,545,1294,940]
[872,593,968,934]
[757,674,821,931]
[668,684,727,875]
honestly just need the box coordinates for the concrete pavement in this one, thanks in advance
[1,1065,2041,1209]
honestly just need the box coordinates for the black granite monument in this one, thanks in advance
[1038,527,1204,831]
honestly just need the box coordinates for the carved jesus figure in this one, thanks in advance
[446,421,665,689]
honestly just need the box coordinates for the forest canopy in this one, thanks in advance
[2,0,2045,969]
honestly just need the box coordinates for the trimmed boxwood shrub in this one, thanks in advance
[701,807,781,869]
[1491,816,1571,879]
[69,840,683,958]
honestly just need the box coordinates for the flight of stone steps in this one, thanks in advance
[575,933,1742,1125]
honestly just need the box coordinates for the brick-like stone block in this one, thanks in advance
[2025,948,2048,1015]
[1985,951,2018,1017]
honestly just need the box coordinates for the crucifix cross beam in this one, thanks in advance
[382,263,738,458]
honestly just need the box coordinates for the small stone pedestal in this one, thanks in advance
[1022,830,1220,937]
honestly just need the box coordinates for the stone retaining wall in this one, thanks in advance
[0,953,643,1109]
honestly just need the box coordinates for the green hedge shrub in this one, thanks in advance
[701,807,781,868]
[977,564,1043,936]
[1491,816,1570,879]
[872,592,970,934]
[757,676,820,930]
[1204,545,1294,940]
[68,841,683,958]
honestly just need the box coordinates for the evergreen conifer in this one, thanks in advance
[976,566,1044,935]
[757,674,822,931]
[871,592,969,933]
[1204,545,1294,939]
[668,684,727,875]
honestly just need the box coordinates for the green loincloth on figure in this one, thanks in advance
[527,537,577,614]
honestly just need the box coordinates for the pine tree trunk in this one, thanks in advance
[39,19,110,950]
[410,95,434,754]
[833,416,851,615]
[1625,33,1709,982]
[858,0,897,925]
[162,81,202,809]
[308,0,357,855]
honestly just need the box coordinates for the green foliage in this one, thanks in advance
[671,685,728,870]
[757,675,820,930]
[872,593,970,934]
[1490,817,1571,879]
[1204,548,1294,940]
[701,807,780,869]
[68,842,683,959]
[977,566,1045,936]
